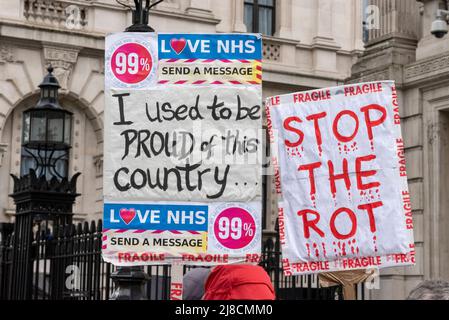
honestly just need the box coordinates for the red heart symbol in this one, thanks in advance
[170,38,187,55]
[119,208,136,225]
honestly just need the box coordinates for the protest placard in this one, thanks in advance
[103,33,263,266]
[266,81,415,275]
[158,34,262,85]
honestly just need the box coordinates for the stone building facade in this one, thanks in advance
[0,0,447,300]
[348,0,449,299]
[0,0,364,227]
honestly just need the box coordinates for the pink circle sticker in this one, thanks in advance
[214,207,256,250]
[111,43,152,84]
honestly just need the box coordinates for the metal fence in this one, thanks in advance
[0,220,351,300]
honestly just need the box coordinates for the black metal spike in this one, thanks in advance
[69,172,81,193]
[90,220,96,233]
[77,222,83,235]
[83,221,89,233]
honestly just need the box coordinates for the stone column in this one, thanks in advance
[347,0,423,300]
[312,0,337,47]
[186,0,214,17]
[275,0,292,39]
[233,0,247,32]
[311,0,339,74]
[350,0,421,83]
[353,0,365,51]
[366,0,420,46]
[1,0,21,20]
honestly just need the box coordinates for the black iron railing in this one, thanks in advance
[0,220,351,300]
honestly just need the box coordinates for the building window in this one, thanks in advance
[244,0,275,36]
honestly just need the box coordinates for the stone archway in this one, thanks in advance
[0,91,104,222]
[60,93,104,221]
[1,42,105,221]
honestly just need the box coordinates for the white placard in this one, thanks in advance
[266,81,416,275]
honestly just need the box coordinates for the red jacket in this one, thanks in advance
[203,265,275,300]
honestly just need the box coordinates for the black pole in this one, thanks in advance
[123,0,164,32]
[109,0,164,300]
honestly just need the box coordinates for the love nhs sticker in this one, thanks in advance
[103,203,208,232]
[157,33,262,85]
[158,33,262,60]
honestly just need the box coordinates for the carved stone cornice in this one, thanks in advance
[150,8,220,25]
[43,45,80,90]
[346,67,392,84]
[404,53,449,86]
[0,44,15,63]
[347,38,417,86]
[93,154,103,178]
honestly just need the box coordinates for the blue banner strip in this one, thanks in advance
[104,203,208,232]
[158,33,262,60]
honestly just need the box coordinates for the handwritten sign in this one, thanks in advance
[103,33,263,266]
[266,81,415,275]
[104,87,261,202]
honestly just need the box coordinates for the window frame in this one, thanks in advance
[244,0,276,36]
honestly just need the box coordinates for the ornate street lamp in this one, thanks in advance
[8,66,80,300]
[22,65,72,180]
